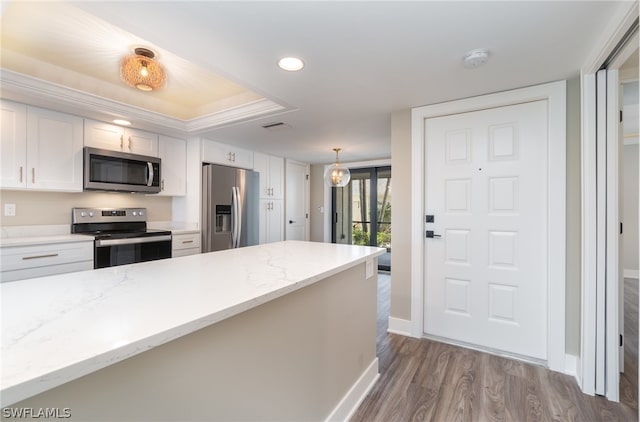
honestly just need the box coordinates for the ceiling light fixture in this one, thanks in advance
[120,47,166,91]
[113,119,131,126]
[323,148,351,188]
[278,57,304,71]
[462,48,490,69]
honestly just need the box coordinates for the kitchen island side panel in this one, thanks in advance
[10,263,377,421]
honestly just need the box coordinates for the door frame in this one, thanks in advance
[410,81,567,373]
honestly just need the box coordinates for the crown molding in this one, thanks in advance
[0,69,291,134]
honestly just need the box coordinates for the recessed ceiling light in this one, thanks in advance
[278,57,304,71]
[463,48,490,68]
[113,119,131,126]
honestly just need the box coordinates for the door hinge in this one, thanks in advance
[306,213,309,219]
[620,334,624,347]
[306,174,309,180]
[620,222,623,234]
[620,110,623,123]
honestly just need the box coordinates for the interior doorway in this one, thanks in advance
[332,166,392,271]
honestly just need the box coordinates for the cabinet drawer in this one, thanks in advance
[172,248,201,258]
[172,233,201,252]
[0,241,94,273]
[1,261,93,283]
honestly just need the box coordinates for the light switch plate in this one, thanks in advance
[4,203,16,217]
[365,259,374,279]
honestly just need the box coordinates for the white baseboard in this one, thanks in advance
[387,317,412,336]
[565,353,578,378]
[325,357,379,422]
[624,269,639,279]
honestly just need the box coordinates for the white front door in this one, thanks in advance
[285,160,308,241]
[424,100,548,360]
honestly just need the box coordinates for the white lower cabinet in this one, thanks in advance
[0,241,94,282]
[259,199,283,244]
[172,232,201,257]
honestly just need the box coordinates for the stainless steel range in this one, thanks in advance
[71,208,172,269]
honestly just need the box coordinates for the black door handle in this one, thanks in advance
[426,230,441,238]
[289,220,296,224]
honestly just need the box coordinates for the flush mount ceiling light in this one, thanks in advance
[278,56,304,71]
[323,148,351,188]
[462,48,490,69]
[120,47,166,91]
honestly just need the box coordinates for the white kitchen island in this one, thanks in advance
[1,241,385,421]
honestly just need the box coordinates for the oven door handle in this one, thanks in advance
[95,235,172,247]
[146,162,154,187]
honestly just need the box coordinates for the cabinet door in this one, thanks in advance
[267,200,284,243]
[158,136,186,196]
[125,128,158,156]
[0,100,27,188]
[268,156,284,199]
[253,152,270,198]
[84,119,125,151]
[26,107,83,191]
[202,139,254,169]
[259,199,269,244]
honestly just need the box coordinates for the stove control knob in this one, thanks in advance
[88,212,94,217]
[132,211,138,217]
[139,211,144,217]
[80,212,87,217]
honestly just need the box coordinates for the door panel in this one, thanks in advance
[424,100,548,360]
[285,161,307,241]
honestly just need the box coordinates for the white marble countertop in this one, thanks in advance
[0,234,93,248]
[0,240,385,406]
[0,225,91,247]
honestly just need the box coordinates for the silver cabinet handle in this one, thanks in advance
[128,136,132,150]
[161,180,165,191]
[120,135,124,149]
[181,240,194,244]
[31,168,35,184]
[22,253,59,260]
[19,166,23,183]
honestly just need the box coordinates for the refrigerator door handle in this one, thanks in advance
[235,186,243,248]
[231,187,238,248]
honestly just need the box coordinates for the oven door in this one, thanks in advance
[94,235,172,269]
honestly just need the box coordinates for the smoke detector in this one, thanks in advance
[463,48,490,69]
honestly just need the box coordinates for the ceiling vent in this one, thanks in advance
[261,122,291,131]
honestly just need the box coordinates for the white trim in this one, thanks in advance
[322,158,391,243]
[580,2,639,74]
[624,269,640,279]
[0,69,289,135]
[580,73,598,396]
[411,81,567,372]
[387,317,412,336]
[324,357,379,422]
[565,354,579,379]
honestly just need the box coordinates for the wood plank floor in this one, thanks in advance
[351,273,637,422]
[621,278,639,410]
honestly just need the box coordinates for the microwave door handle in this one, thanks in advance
[147,162,154,187]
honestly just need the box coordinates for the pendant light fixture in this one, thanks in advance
[323,148,351,187]
[120,47,166,92]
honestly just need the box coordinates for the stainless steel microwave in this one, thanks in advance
[83,147,161,193]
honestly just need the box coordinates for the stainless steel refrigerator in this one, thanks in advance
[201,163,259,252]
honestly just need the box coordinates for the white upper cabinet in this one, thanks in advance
[1,100,27,189]
[0,100,83,192]
[157,135,186,197]
[84,119,158,156]
[253,152,284,199]
[201,139,253,169]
